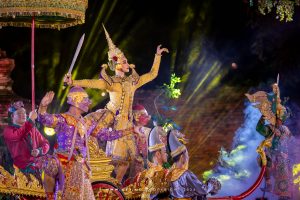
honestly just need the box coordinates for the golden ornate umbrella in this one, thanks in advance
[0,0,87,29]
[0,0,88,110]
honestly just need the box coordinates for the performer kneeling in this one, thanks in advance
[167,131,221,200]
[4,101,49,182]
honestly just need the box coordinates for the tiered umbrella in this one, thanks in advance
[0,0,88,110]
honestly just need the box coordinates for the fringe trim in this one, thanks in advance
[0,6,87,29]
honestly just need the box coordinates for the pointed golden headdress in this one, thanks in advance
[245,75,289,125]
[102,24,124,70]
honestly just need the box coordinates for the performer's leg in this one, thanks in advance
[274,154,292,199]
[115,163,130,183]
[265,154,273,190]
[127,141,142,179]
[83,169,96,200]
[45,192,55,200]
[263,164,272,192]
[63,161,84,200]
[43,173,56,200]
[42,156,60,200]
[84,109,114,137]
[108,136,132,184]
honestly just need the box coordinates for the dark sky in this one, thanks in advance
[1,0,300,102]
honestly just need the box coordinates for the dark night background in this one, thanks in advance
[0,0,299,102]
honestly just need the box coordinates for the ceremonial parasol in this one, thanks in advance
[0,0,88,110]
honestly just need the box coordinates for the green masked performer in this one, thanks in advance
[247,82,292,200]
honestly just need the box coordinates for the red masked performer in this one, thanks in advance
[131,104,152,176]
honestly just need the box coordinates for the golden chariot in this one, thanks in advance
[0,136,171,200]
[0,134,271,200]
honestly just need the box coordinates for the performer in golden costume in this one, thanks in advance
[64,25,169,183]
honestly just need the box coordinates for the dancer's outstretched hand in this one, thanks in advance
[41,91,55,107]
[156,44,169,55]
[63,73,73,86]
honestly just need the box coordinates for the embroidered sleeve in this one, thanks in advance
[185,170,209,195]
[135,54,161,88]
[72,79,108,90]
[94,128,123,141]
[38,113,64,128]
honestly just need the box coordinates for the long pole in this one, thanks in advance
[31,16,35,111]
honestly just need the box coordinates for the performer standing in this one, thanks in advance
[3,101,49,176]
[63,25,168,183]
[249,83,292,200]
[38,87,122,200]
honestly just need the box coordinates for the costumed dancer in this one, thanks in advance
[147,126,170,200]
[167,131,221,200]
[152,117,187,169]
[131,104,152,175]
[127,126,170,199]
[246,82,292,200]
[63,25,169,183]
[3,101,49,181]
[38,88,122,200]
[148,126,168,170]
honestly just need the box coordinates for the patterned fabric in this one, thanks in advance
[256,119,292,198]
[39,112,96,199]
[39,113,89,158]
[41,155,59,178]
[42,154,95,200]
[135,127,149,158]
[169,170,209,200]
[39,112,122,159]
[106,134,138,164]
[84,109,114,137]
[63,160,94,200]
[133,126,151,174]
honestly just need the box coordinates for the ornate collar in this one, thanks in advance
[168,163,189,182]
[100,66,139,85]
[168,168,187,182]
[61,113,86,138]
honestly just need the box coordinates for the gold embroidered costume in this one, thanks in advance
[71,26,163,166]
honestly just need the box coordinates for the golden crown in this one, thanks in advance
[102,24,125,70]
